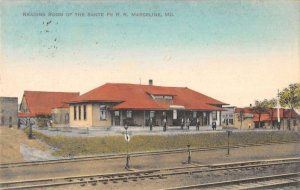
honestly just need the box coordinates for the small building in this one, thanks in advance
[220,106,235,127]
[18,91,79,127]
[234,107,255,129]
[68,81,228,128]
[233,107,299,130]
[51,103,71,127]
[253,108,300,130]
[0,97,18,127]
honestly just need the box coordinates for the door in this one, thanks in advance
[114,111,120,126]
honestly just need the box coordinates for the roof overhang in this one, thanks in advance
[169,105,185,110]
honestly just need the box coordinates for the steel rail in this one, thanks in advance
[161,172,300,190]
[0,157,299,190]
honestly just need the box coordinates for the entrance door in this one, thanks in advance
[114,111,120,126]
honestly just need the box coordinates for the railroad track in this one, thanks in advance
[0,157,299,190]
[163,172,300,189]
[0,140,298,168]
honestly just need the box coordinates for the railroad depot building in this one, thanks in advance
[19,91,79,126]
[68,82,227,128]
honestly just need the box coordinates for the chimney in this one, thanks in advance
[149,79,153,86]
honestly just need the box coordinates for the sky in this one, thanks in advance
[0,0,299,107]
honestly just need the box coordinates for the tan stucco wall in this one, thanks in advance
[51,108,69,125]
[92,103,112,127]
[233,113,255,129]
[69,104,93,128]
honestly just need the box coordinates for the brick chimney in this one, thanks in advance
[149,79,153,86]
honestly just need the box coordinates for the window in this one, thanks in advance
[193,111,197,118]
[100,105,107,120]
[114,111,119,117]
[83,105,87,120]
[164,96,173,100]
[78,106,81,120]
[126,110,132,118]
[173,110,177,119]
[153,95,173,100]
[65,113,69,124]
[154,95,164,100]
[150,111,155,118]
[212,111,217,120]
[74,106,77,120]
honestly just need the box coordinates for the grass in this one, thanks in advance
[23,128,300,157]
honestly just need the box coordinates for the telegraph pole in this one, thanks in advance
[28,118,33,139]
[124,124,130,169]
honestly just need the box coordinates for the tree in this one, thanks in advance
[265,98,277,128]
[279,83,300,130]
[252,99,269,128]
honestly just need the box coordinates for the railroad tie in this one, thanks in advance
[91,181,97,186]
[123,177,129,182]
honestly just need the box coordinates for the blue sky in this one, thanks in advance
[1,0,299,106]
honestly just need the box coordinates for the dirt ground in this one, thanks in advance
[0,127,299,189]
[0,143,299,182]
[38,143,299,190]
[0,127,49,163]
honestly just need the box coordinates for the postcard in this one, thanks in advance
[0,1,299,189]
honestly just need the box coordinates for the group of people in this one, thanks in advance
[149,117,168,131]
[148,117,218,131]
[181,118,209,131]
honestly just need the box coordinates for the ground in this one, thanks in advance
[0,126,299,189]
[0,143,299,189]
[0,127,50,163]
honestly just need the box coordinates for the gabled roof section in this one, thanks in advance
[22,91,79,116]
[69,83,226,111]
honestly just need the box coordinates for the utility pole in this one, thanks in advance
[239,111,244,130]
[124,124,130,170]
[227,130,232,155]
[28,118,33,139]
[187,144,191,164]
[277,89,281,130]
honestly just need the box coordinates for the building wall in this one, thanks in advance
[221,107,235,127]
[19,96,29,113]
[280,118,300,131]
[92,103,112,127]
[69,104,93,127]
[0,97,18,127]
[132,111,144,126]
[51,108,70,126]
[70,103,230,128]
[233,113,255,129]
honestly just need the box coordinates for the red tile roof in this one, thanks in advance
[69,83,226,111]
[235,107,253,114]
[18,112,35,118]
[22,91,79,116]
